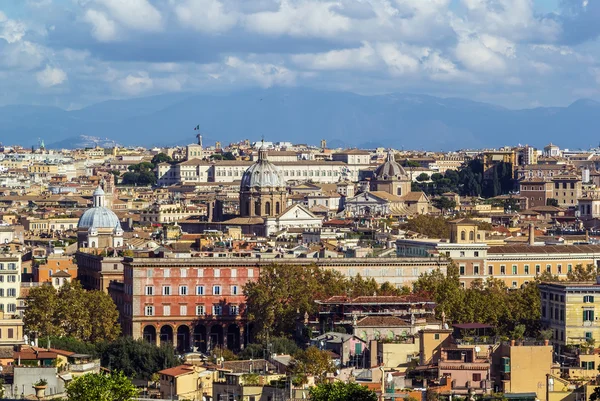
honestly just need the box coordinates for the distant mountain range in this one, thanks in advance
[1,88,599,150]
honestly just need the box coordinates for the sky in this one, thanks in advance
[0,0,599,110]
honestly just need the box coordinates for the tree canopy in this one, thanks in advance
[413,264,542,335]
[290,346,335,383]
[309,381,378,401]
[244,264,407,342]
[39,336,178,380]
[23,281,120,343]
[567,264,598,281]
[66,372,138,401]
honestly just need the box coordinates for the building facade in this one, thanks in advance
[539,281,600,347]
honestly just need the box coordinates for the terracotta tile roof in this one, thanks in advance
[356,316,409,327]
[158,364,195,377]
[488,244,600,254]
[317,295,434,304]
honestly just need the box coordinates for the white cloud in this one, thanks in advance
[119,71,154,94]
[0,11,27,44]
[455,36,508,74]
[97,0,163,32]
[224,56,296,87]
[530,61,552,74]
[460,0,561,41]
[376,42,420,76]
[480,34,516,58]
[244,0,351,37]
[1,40,45,70]
[83,9,118,42]
[291,42,377,70]
[175,0,238,33]
[36,65,67,87]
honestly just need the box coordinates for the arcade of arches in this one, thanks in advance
[142,321,252,353]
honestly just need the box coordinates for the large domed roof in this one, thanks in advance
[374,151,407,180]
[240,146,285,190]
[78,207,121,230]
[78,185,122,231]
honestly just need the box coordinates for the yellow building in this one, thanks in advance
[419,329,453,365]
[0,311,24,346]
[398,232,600,289]
[546,374,596,401]
[539,281,600,347]
[158,364,217,401]
[28,163,58,177]
[493,343,553,401]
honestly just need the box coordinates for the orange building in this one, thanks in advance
[34,255,78,284]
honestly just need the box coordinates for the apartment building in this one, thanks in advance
[518,179,554,208]
[539,281,600,347]
[0,254,21,315]
[397,222,600,288]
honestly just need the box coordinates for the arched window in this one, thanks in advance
[91,241,96,248]
[255,201,261,216]
[275,202,280,214]
[397,187,402,196]
[460,231,466,241]
[265,202,271,215]
[469,231,474,241]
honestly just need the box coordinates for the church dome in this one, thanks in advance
[374,151,407,180]
[240,146,285,190]
[78,207,121,230]
[78,185,122,231]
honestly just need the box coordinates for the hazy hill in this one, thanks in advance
[1,88,599,150]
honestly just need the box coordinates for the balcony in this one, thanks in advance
[69,362,100,372]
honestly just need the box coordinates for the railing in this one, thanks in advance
[69,362,100,372]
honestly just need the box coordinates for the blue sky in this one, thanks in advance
[0,0,599,110]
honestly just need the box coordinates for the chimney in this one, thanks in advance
[528,223,535,246]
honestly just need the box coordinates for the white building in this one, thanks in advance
[0,254,21,315]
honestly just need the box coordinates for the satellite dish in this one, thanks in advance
[475,346,481,353]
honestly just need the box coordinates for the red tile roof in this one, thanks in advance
[157,365,194,377]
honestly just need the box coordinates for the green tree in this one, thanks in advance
[400,159,421,168]
[244,264,346,341]
[290,347,335,382]
[309,381,378,401]
[223,152,236,160]
[85,290,121,342]
[23,285,61,339]
[413,264,464,323]
[66,372,138,401]
[151,153,172,166]
[404,215,450,238]
[546,198,559,207]
[97,337,178,380]
[23,282,121,343]
[432,197,456,215]
[416,173,430,182]
[567,264,598,281]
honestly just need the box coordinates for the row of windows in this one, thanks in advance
[145,268,253,279]
[0,304,17,313]
[144,304,238,316]
[214,169,342,178]
[144,285,239,296]
[459,264,574,276]
[542,305,565,321]
[0,289,18,297]
[0,263,17,271]
[0,275,18,282]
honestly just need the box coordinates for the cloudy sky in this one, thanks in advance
[1,0,599,110]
